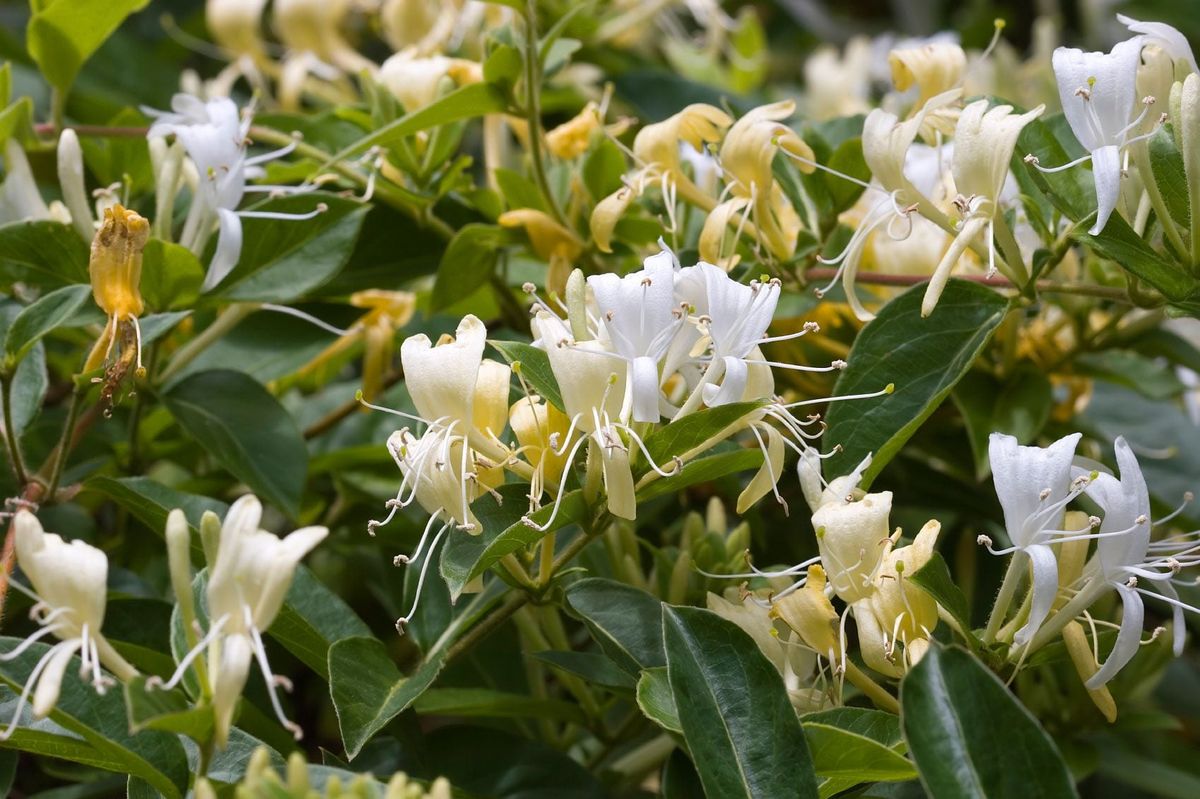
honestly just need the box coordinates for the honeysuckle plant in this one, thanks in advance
[0,1,1199,797]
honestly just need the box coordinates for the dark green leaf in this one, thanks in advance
[909,552,973,636]
[582,138,626,199]
[162,369,308,516]
[328,636,449,760]
[1077,216,1194,304]
[432,224,512,310]
[489,340,565,412]
[83,476,228,535]
[824,280,1009,486]
[123,676,214,739]
[825,137,869,212]
[3,284,92,367]
[900,644,1077,799]
[530,650,635,690]
[414,688,586,723]
[270,566,373,679]
[0,638,189,798]
[954,367,1053,480]
[636,448,763,503]
[1149,126,1190,228]
[1016,113,1092,221]
[0,220,90,290]
[567,578,665,675]
[663,606,818,799]
[644,401,765,463]
[637,666,681,733]
[217,194,369,303]
[4,340,47,438]
[140,239,204,313]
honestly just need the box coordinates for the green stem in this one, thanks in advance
[521,1,570,230]
[158,304,256,384]
[983,555,1023,644]
[0,375,29,487]
[1024,577,1107,655]
[843,661,900,714]
[44,385,85,500]
[444,591,530,663]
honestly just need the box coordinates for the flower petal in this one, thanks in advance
[1087,582,1145,688]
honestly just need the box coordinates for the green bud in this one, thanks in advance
[165,509,195,631]
[681,511,704,553]
[705,496,726,535]
[726,521,751,557]
[668,551,692,605]
[287,751,309,795]
[1181,73,1200,263]
[200,509,222,566]
[566,268,591,342]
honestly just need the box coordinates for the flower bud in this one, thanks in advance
[565,268,591,342]
[1062,620,1118,722]
[1179,73,1200,255]
[89,204,148,321]
[200,509,222,566]
[165,509,195,628]
[57,129,94,242]
[589,185,635,253]
[772,564,841,663]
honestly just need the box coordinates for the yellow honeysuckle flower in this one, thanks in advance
[85,204,150,377]
[633,103,732,210]
[772,564,842,666]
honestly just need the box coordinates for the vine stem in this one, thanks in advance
[521,0,570,230]
[982,554,1023,644]
[0,375,29,486]
[843,661,900,714]
[444,591,530,663]
[802,268,1131,302]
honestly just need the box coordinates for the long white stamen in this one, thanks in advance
[395,522,452,633]
[522,433,588,532]
[0,625,61,662]
[0,640,74,740]
[259,303,359,337]
[147,615,229,691]
[237,205,326,221]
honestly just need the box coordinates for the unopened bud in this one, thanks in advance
[565,267,591,342]
[165,509,195,626]
[199,509,222,567]
[57,129,94,242]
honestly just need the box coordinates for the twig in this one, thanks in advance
[802,267,1131,302]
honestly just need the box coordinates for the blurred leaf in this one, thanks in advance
[530,650,635,690]
[329,636,449,760]
[567,578,665,675]
[1076,350,1185,401]
[489,340,565,412]
[637,666,681,732]
[0,638,189,798]
[162,369,308,517]
[26,0,150,91]
[140,239,204,313]
[662,748,706,799]
[432,224,512,311]
[954,367,1053,479]
[825,137,869,212]
[663,606,818,798]
[1078,216,1197,310]
[78,107,153,195]
[124,676,214,740]
[824,280,1009,486]
[582,138,626,200]
[0,97,33,146]
[414,688,586,723]
[901,644,1077,799]
[2,284,92,368]
[0,221,89,290]
[494,167,546,212]
[216,194,369,303]
[83,476,228,535]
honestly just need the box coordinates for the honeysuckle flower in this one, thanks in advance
[855,520,941,676]
[510,394,571,507]
[888,41,966,139]
[400,314,488,440]
[632,104,732,210]
[1035,38,1146,236]
[206,0,271,97]
[983,432,1091,648]
[804,37,873,120]
[0,140,51,225]
[772,564,844,668]
[194,495,327,746]
[546,102,602,160]
[2,512,138,738]
[379,53,482,114]
[56,130,93,241]
[923,99,1042,317]
[146,94,324,291]
[588,253,685,422]
[1118,14,1199,75]
[590,184,637,253]
[273,0,377,110]
[301,289,416,402]
[705,100,815,262]
[498,209,584,295]
[85,204,150,377]
[380,0,464,55]
[813,488,894,604]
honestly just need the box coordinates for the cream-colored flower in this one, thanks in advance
[633,104,732,210]
[772,565,843,666]
[379,53,482,113]
[813,490,894,604]
[804,37,873,120]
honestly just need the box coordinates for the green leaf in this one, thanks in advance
[1076,350,1185,400]
[954,367,1053,480]
[1016,113,1093,221]
[900,644,1077,799]
[494,167,546,212]
[140,239,204,312]
[432,224,512,310]
[414,687,586,724]
[803,722,916,782]
[567,578,666,675]
[637,666,681,733]
[216,194,369,303]
[1078,215,1195,305]
[825,137,869,212]
[0,97,33,147]
[663,606,818,799]
[2,340,47,438]
[636,448,763,503]
[489,340,565,412]
[123,676,214,740]
[270,566,373,679]
[1149,126,1190,228]
[26,0,151,91]
[643,401,765,463]
[329,82,510,162]
[0,638,189,798]
[530,650,635,690]
[824,280,1009,486]
[3,284,92,368]
[162,369,308,516]
[909,552,973,637]
[328,636,449,760]
[482,43,522,85]
[582,138,626,199]
[83,476,228,535]
[0,220,89,290]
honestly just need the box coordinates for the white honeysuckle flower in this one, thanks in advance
[379,53,482,113]
[804,37,873,120]
[588,252,685,423]
[0,140,51,225]
[146,94,323,291]
[1118,14,1199,75]
[984,432,1091,648]
[400,314,488,435]
[1040,38,1147,236]
[149,496,325,747]
[923,99,1042,317]
[273,0,378,110]
[56,129,94,241]
[813,488,894,605]
[386,425,481,534]
[1080,438,1200,687]
[2,512,138,739]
